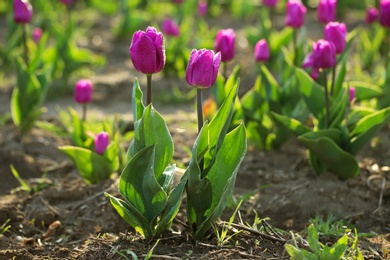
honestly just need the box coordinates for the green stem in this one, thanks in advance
[323,70,330,128]
[386,28,390,70]
[197,88,203,133]
[223,62,227,81]
[82,103,87,122]
[22,24,28,65]
[330,65,336,96]
[293,28,298,66]
[147,74,152,106]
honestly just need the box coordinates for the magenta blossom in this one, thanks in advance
[186,49,221,88]
[198,1,208,16]
[285,0,307,28]
[302,53,320,80]
[324,22,346,54]
[74,79,93,104]
[94,132,110,155]
[129,27,165,75]
[349,87,356,103]
[13,0,33,24]
[317,0,337,24]
[32,28,42,43]
[254,39,270,62]
[379,0,390,27]
[214,28,236,62]
[161,19,180,37]
[312,39,336,69]
[263,0,277,8]
[365,7,379,24]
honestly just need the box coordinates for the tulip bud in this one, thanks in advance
[254,39,270,62]
[312,39,336,69]
[285,0,307,28]
[198,1,208,16]
[32,28,42,43]
[379,0,390,27]
[74,79,93,104]
[94,132,109,155]
[13,0,33,24]
[186,49,221,89]
[161,19,180,37]
[365,7,379,24]
[129,27,165,75]
[60,0,73,5]
[214,29,236,62]
[324,22,346,54]
[317,0,337,24]
[349,87,356,103]
[263,0,277,8]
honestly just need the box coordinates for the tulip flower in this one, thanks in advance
[285,0,307,28]
[129,26,165,105]
[161,19,180,37]
[94,132,110,155]
[263,0,277,8]
[302,53,320,80]
[13,0,33,24]
[254,39,270,62]
[324,22,346,54]
[74,79,93,121]
[214,29,236,63]
[198,1,208,16]
[365,7,379,24]
[32,28,42,43]
[317,0,337,24]
[312,39,336,69]
[379,0,390,28]
[349,87,356,103]
[186,49,221,133]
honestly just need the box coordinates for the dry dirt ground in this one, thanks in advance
[0,8,389,260]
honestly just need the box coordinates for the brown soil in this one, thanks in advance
[0,8,389,260]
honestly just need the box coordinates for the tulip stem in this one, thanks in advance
[293,29,299,66]
[82,103,87,122]
[330,65,336,96]
[197,88,204,133]
[222,62,227,81]
[323,70,330,128]
[22,24,29,65]
[147,74,152,105]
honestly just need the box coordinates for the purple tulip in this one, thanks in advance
[129,27,165,75]
[198,1,208,16]
[254,39,270,62]
[312,39,336,69]
[60,0,73,5]
[317,0,337,24]
[285,0,307,28]
[365,7,379,24]
[186,49,221,89]
[263,0,277,8]
[302,53,320,80]
[324,22,346,54]
[74,79,93,104]
[161,19,180,37]
[214,29,236,62]
[94,132,110,155]
[349,87,356,103]
[13,0,33,24]
[380,0,390,27]
[32,28,42,43]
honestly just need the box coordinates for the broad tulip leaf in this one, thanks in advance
[308,224,321,253]
[295,68,326,121]
[59,146,113,184]
[348,81,382,100]
[271,112,311,136]
[130,105,174,182]
[119,145,167,223]
[298,136,359,179]
[329,88,348,128]
[132,78,144,122]
[347,106,390,155]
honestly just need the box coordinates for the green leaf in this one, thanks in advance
[307,224,321,253]
[119,145,167,223]
[285,244,310,260]
[59,146,113,184]
[132,78,145,122]
[298,136,359,179]
[271,112,311,136]
[347,106,390,155]
[327,234,348,259]
[295,68,326,121]
[349,81,382,100]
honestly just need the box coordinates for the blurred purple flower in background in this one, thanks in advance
[254,39,270,62]
[324,22,347,54]
[186,49,221,88]
[263,0,278,8]
[317,0,337,24]
[285,0,307,28]
[13,0,33,24]
[94,132,109,155]
[129,27,166,75]
[161,19,180,37]
[214,28,236,62]
[198,1,208,16]
[349,87,356,103]
[379,0,390,27]
[32,28,42,43]
[74,79,93,104]
[365,7,379,24]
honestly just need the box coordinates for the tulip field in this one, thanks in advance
[1,0,390,259]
